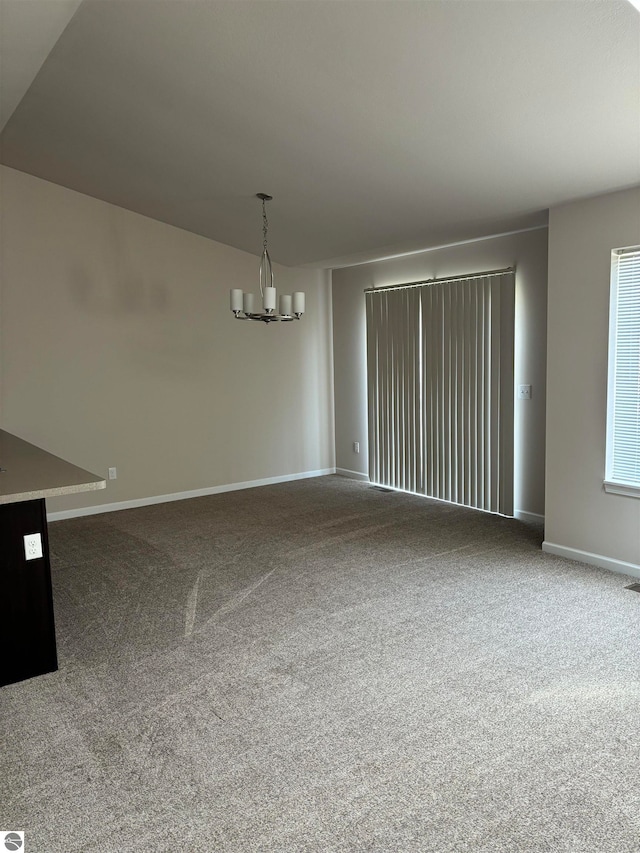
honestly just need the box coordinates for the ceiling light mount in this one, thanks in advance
[230,194,305,324]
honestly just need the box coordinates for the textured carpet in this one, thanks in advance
[1,476,640,852]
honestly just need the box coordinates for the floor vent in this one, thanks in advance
[372,486,393,493]
[625,583,640,593]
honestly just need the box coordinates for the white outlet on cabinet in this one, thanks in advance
[108,467,117,480]
[24,533,43,561]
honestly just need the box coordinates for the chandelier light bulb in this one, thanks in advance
[279,294,292,316]
[292,292,305,316]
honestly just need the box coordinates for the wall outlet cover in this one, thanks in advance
[24,533,43,561]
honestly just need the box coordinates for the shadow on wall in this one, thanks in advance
[68,212,170,316]
[70,264,169,316]
[65,215,227,379]
[69,259,216,379]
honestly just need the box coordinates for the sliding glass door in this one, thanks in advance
[366,269,515,516]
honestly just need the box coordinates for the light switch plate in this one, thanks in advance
[24,533,43,561]
[518,384,532,400]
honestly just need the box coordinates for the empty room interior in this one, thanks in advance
[1,1,640,851]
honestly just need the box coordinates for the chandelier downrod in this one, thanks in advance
[230,194,305,324]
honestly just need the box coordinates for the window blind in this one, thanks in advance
[606,249,640,495]
[366,269,515,515]
[366,286,423,494]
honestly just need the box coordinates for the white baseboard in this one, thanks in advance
[542,540,640,580]
[47,468,337,522]
[514,510,545,525]
[335,468,369,482]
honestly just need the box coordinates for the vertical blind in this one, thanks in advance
[366,270,515,516]
[606,248,640,492]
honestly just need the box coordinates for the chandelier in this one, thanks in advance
[230,193,305,323]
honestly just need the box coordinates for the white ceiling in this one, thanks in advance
[1,0,639,267]
[0,0,83,132]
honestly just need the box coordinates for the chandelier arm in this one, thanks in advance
[258,196,272,298]
[259,248,273,297]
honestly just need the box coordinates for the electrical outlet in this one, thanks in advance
[24,533,43,561]
[353,441,360,453]
[108,467,117,480]
[518,385,532,400]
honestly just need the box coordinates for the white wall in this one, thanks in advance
[0,166,335,514]
[332,227,548,519]
[545,186,640,574]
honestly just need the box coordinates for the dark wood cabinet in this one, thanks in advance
[0,498,58,686]
[0,429,105,687]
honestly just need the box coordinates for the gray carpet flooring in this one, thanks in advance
[2,475,640,852]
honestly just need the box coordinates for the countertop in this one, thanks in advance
[0,430,106,505]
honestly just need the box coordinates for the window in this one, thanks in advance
[605,247,640,497]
